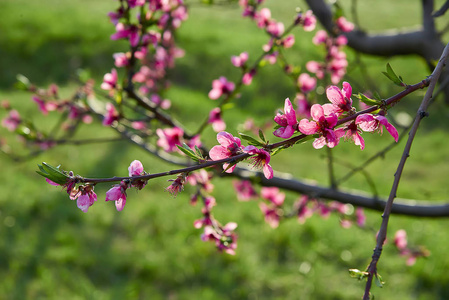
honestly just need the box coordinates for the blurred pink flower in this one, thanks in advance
[208,77,235,100]
[208,108,226,132]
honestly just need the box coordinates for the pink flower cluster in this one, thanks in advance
[208,77,235,100]
[209,131,273,179]
[295,196,366,228]
[259,187,285,228]
[192,181,238,255]
[46,172,98,213]
[105,160,148,211]
[105,0,188,109]
[394,230,429,266]
[156,127,201,153]
[307,30,349,85]
[274,82,398,150]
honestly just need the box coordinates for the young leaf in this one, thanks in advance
[36,162,69,185]
[176,144,199,161]
[258,129,267,143]
[238,133,264,147]
[194,145,204,159]
[375,274,385,288]
[348,269,369,280]
[382,63,404,86]
[14,74,31,91]
[356,93,380,106]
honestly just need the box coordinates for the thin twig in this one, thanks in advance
[362,41,449,300]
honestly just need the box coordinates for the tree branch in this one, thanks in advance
[363,40,449,300]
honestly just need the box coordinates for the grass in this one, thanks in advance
[1,0,449,299]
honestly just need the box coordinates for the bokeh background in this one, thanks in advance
[1,0,449,299]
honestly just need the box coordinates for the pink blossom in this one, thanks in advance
[187,134,202,150]
[209,131,242,173]
[273,98,298,139]
[297,73,317,93]
[281,34,295,48]
[233,180,258,201]
[306,61,325,79]
[2,110,21,131]
[394,229,408,250]
[298,104,340,149]
[257,8,271,28]
[77,187,97,213]
[336,16,354,32]
[242,69,256,85]
[101,69,118,91]
[266,21,285,37]
[131,121,146,130]
[264,51,278,64]
[355,207,366,227]
[334,121,365,150]
[128,160,144,176]
[355,114,399,142]
[261,187,284,206]
[166,174,186,197]
[105,181,128,211]
[297,10,316,31]
[150,94,171,109]
[32,96,49,115]
[208,108,226,132]
[111,23,140,47]
[127,0,145,8]
[231,52,249,68]
[243,145,273,179]
[295,195,313,224]
[108,8,124,25]
[312,30,328,45]
[113,52,129,67]
[323,81,353,116]
[201,222,238,255]
[295,94,311,118]
[208,77,235,100]
[102,103,119,126]
[46,178,60,186]
[187,169,214,193]
[156,127,184,152]
[259,202,280,228]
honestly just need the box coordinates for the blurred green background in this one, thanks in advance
[1,0,449,299]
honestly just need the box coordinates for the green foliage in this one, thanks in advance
[1,0,449,299]
[382,63,405,86]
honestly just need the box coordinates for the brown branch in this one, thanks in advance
[362,41,449,300]
[229,167,449,217]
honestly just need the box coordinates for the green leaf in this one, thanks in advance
[356,93,380,106]
[258,129,267,143]
[194,145,204,159]
[375,274,385,288]
[14,74,31,91]
[348,269,369,280]
[222,103,234,111]
[271,146,286,157]
[238,133,264,147]
[36,162,69,185]
[382,63,403,86]
[176,144,199,161]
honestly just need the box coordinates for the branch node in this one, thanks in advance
[419,110,429,118]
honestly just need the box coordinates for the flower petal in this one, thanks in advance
[298,119,318,135]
